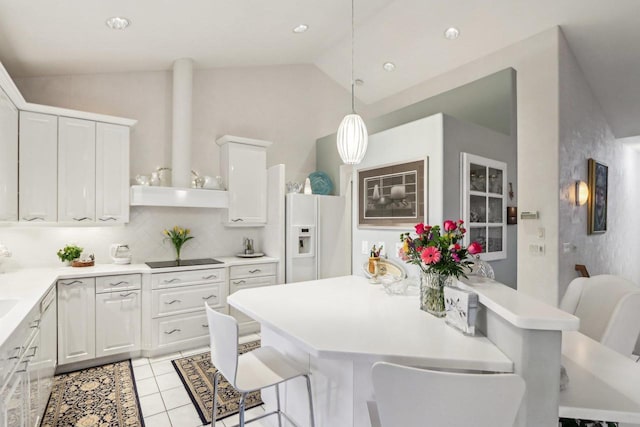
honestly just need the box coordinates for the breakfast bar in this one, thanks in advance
[227,275,579,427]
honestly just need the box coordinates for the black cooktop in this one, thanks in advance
[145,258,224,269]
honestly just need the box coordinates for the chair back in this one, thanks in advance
[371,362,525,427]
[560,275,640,356]
[205,303,240,387]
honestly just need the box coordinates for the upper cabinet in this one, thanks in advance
[217,135,272,226]
[19,111,58,222]
[0,88,18,221]
[96,123,130,224]
[58,117,96,223]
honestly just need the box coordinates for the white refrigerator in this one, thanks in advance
[285,193,350,283]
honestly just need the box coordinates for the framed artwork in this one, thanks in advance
[461,152,507,261]
[358,158,427,228]
[588,158,608,234]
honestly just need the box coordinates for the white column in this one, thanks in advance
[171,58,193,188]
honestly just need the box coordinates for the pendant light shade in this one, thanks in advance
[337,113,368,164]
[336,0,368,165]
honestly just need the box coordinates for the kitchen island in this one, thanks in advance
[228,275,579,427]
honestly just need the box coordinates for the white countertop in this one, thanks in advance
[560,330,640,423]
[228,275,514,372]
[0,256,278,349]
[458,276,579,331]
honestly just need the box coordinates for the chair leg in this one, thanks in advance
[212,371,221,426]
[275,383,283,427]
[305,374,316,427]
[239,392,246,427]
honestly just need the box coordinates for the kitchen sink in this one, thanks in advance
[0,299,18,318]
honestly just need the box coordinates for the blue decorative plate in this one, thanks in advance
[309,171,334,195]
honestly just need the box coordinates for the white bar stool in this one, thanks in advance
[205,303,316,427]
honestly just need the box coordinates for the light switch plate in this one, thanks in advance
[362,241,369,255]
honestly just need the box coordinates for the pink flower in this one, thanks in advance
[457,219,464,225]
[460,227,466,234]
[449,243,461,252]
[397,246,409,261]
[415,223,425,235]
[421,246,442,265]
[452,253,461,262]
[443,220,457,232]
[468,241,482,255]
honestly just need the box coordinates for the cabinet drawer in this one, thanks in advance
[152,283,224,317]
[58,277,95,288]
[152,310,222,348]
[229,263,276,279]
[151,268,225,289]
[96,274,141,293]
[230,275,276,293]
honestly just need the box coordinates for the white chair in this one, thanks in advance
[560,274,640,357]
[371,362,525,427]
[205,303,315,427]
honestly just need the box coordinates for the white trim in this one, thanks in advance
[215,134,273,148]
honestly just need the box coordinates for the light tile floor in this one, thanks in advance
[133,333,273,427]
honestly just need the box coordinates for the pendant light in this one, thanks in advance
[336,0,368,165]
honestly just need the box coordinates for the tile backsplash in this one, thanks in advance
[0,207,262,269]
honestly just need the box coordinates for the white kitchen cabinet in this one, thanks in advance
[229,262,277,334]
[217,136,271,226]
[57,278,96,365]
[95,291,141,357]
[34,288,56,419]
[96,123,130,223]
[58,117,96,223]
[18,111,58,222]
[0,88,18,222]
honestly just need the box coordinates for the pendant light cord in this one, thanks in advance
[351,0,356,114]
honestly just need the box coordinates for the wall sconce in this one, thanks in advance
[506,206,517,224]
[575,180,589,206]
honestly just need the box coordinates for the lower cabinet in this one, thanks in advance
[95,291,141,358]
[57,278,96,365]
[58,274,141,366]
[229,262,277,334]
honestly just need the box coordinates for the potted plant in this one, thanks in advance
[57,244,83,266]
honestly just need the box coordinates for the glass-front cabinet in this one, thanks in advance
[461,153,507,261]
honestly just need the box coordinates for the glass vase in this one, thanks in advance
[174,244,182,263]
[420,271,453,317]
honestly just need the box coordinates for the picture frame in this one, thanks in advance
[357,158,427,228]
[588,158,608,234]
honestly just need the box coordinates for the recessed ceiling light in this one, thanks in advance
[293,24,309,34]
[444,27,460,40]
[383,62,396,72]
[106,16,130,30]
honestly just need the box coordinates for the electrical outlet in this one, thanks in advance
[529,243,545,255]
[362,241,369,255]
[563,242,574,253]
[537,228,545,239]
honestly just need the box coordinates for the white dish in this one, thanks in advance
[236,253,265,258]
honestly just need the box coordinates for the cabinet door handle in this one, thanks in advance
[29,320,40,329]
[202,324,209,328]
[16,360,30,373]
[22,216,44,221]
[233,280,246,285]
[231,218,244,222]
[119,292,135,297]
[8,346,22,359]
[26,346,38,359]
[73,217,91,222]
[163,278,181,284]
[62,280,83,286]
[201,294,216,300]
[99,216,117,222]
[164,329,181,335]
[202,274,217,280]
[109,281,129,286]
[249,269,261,273]
[165,299,181,305]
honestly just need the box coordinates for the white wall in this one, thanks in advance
[361,28,561,305]
[5,64,350,268]
[558,32,640,299]
[352,114,444,278]
[14,64,351,185]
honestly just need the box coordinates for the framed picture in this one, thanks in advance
[461,152,507,261]
[358,158,427,228]
[588,158,608,234]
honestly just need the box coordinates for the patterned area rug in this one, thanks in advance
[41,360,144,427]
[172,340,263,425]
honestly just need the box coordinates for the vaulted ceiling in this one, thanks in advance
[1,0,639,137]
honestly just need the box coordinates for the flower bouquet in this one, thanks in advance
[164,226,194,262]
[399,220,482,316]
